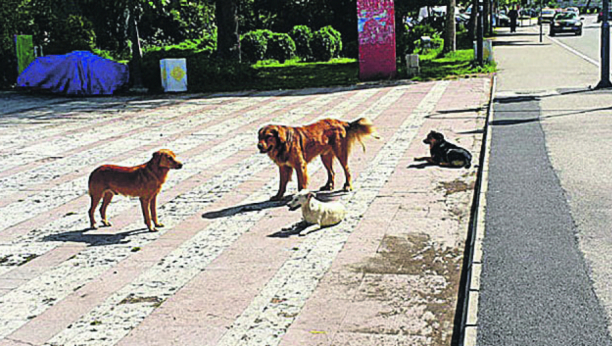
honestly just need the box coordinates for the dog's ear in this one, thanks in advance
[273,127,287,144]
[152,151,162,162]
[433,132,445,141]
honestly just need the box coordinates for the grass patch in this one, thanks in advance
[248,58,359,90]
[245,50,493,91]
[412,49,496,81]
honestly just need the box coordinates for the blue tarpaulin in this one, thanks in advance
[17,51,129,95]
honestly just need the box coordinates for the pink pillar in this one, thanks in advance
[357,0,397,81]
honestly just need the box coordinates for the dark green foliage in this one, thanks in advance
[265,33,296,63]
[141,41,254,93]
[310,26,342,62]
[289,25,313,60]
[45,15,97,55]
[141,39,214,92]
[189,58,255,92]
[319,25,342,57]
[240,29,273,63]
[0,0,27,86]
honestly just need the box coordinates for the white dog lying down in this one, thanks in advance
[288,190,346,227]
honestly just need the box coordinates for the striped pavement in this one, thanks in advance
[0,78,490,346]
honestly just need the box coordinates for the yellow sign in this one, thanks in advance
[170,66,185,81]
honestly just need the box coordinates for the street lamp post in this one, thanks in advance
[597,0,612,88]
[477,0,484,66]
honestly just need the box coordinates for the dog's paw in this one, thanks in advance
[319,184,333,191]
[149,227,159,232]
[154,222,165,228]
[343,184,353,192]
[270,195,284,202]
[101,220,112,227]
[414,157,425,161]
[90,224,98,230]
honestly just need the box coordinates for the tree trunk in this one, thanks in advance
[484,0,490,36]
[468,0,477,42]
[216,0,240,61]
[444,1,456,52]
[128,6,144,88]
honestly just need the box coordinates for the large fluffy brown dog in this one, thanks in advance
[88,149,183,232]
[258,117,378,200]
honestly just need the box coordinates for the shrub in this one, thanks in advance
[265,33,296,63]
[319,25,342,57]
[141,41,215,91]
[311,28,335,61]
[188,57,255,92]
[240,29,273,63]
[289,25,313,60]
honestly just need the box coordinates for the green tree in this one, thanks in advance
[216,0,240,60]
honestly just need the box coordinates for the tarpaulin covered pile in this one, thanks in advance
[17,51,129,95]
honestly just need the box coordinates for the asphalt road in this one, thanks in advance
[542,14,608,64]
[476,21,612,345]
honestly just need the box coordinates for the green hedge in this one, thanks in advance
[266,33,296,63]
[141,39,253,93]
[289,25,313,60]
[320,25,342,58]
[310,26,342,61]
[240,29,273,63]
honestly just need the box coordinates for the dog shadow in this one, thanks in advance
[408,162,477,170]
[311,190,348,201]
[202,198,289,219]
[41,227,149,246]
[268,220,323,238]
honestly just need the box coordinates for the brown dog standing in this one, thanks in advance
[257,117,378,200]
[88,149,183,231]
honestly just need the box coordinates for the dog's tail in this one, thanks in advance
[347,117,380,153]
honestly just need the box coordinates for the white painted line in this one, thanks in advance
[548,36,599,67]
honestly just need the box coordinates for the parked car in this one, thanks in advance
[566,7,580,15]
[494,13,511,27]
[539,8,558,24]
[597,9,612,22]
[550,12,583,36]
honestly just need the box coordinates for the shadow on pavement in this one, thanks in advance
[267,220,319,238]
[202,199,288,219]
[41,228,149,246]
[494,31,543,37]
[492,40,551,47]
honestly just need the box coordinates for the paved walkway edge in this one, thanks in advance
[458,74,496,346]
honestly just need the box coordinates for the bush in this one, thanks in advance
[188,57,255,92]
[141,40,215,91]
[265,33,296,63]
[240,29,273,63]
[142,42,254,92]
[289,25,313,60]
[311,28,336,61]
[319,25,342,57]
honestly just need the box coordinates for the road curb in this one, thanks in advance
[456,74,496,346]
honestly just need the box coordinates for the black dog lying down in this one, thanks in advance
[415,131,472,168]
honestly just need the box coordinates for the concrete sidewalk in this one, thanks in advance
[466,23,612,345]
[0,79,490,345]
